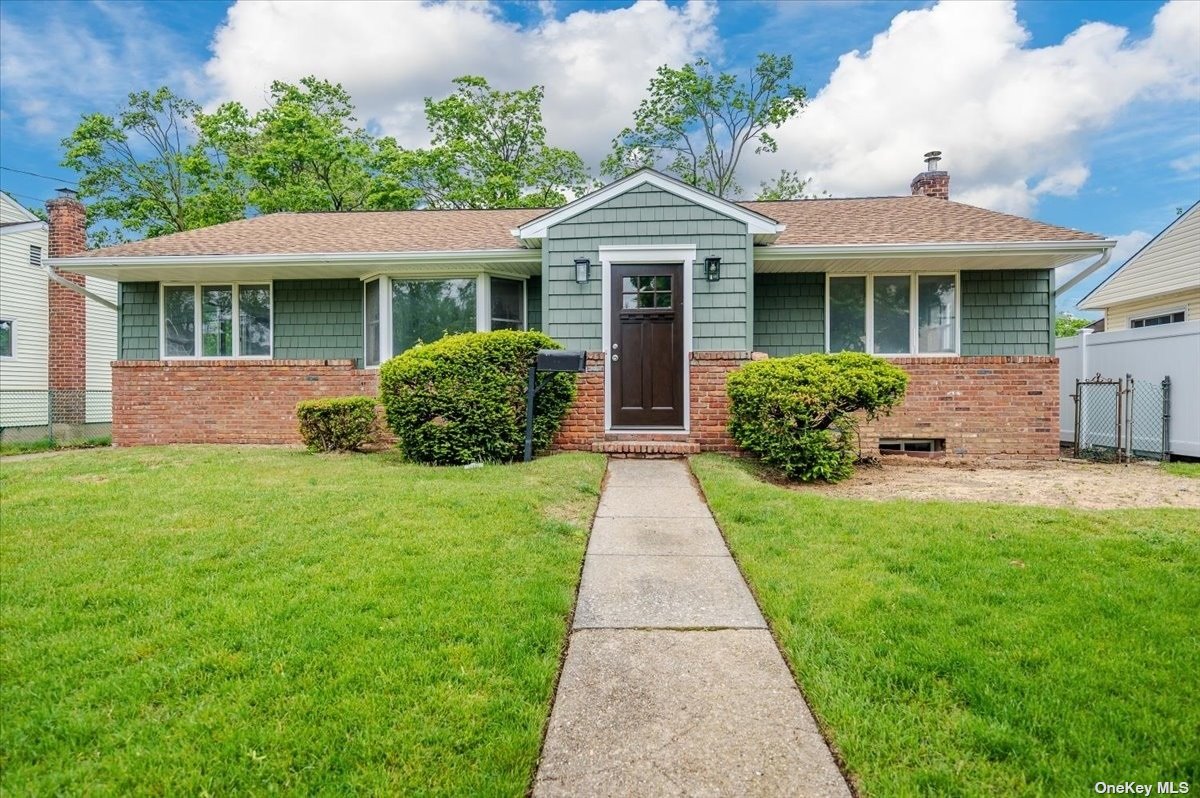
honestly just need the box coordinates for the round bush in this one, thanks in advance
[378,330,577,465]
[296,395,380,452]
[727,352,908,482]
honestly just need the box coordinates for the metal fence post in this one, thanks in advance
[1162,375,1172,462]
[1073,379,1082,459]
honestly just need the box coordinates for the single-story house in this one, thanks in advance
[48,156,1115,458]
[0,190,117,441]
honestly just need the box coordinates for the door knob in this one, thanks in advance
[611,354,619,362]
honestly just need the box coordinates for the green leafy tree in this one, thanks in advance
[755,169,826,200]
[197,77,419,214]
[1055,314,1092,338]
[384,76,592,209]
[603,53,807,198]
[60,87,244,245]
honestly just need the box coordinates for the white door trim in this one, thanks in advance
[599,245,696,433]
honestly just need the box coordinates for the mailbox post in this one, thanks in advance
[525,349,587,462]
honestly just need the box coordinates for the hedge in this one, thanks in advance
[378,330,576,465]
[727,352,908,482]
[296,396,380,452]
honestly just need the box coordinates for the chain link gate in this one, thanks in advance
[1072,374,1171,462]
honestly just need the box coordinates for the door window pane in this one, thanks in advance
[163,286,196,357]
[490,278,524,331]
[238,285,271,356]
[828,277,866,352]
[391,278,477,354]
[621,275,672,310]
[917,276,956,353]
[873,275,911,354]
[364,279,381,366]
[201,285,234,357]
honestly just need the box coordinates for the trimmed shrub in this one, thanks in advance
[727,352,908,482]
[379,330,577,465]
[296,396,379,452]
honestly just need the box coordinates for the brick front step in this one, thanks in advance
[593,440,701,458]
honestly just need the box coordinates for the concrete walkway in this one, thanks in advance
[534,459,852,797]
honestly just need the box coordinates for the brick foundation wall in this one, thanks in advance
[858,356,1059,460]
[112,360,380,446]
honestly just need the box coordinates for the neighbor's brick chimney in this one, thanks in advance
[910,150,950,199]
[46,188,88,425]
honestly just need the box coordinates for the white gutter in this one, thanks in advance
[754,239,1118,260]
[44,263,119,311]
[1054,248,1112,296]
[45,248,540,270]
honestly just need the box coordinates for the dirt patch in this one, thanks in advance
[789,458,1200,510]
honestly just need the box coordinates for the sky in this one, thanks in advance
[1,0,1198,313]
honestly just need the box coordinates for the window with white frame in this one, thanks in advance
[1130,310,1185,329]
[161,284,271,358]
[0,319,13,358]
[827,274,957,355]
[365,276,526,363]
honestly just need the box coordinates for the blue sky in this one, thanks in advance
[1,0,1197,312]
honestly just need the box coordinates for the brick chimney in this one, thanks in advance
[46,188,88,426]
[910,150,950,199]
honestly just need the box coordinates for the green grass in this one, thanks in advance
[691,454,1200,797]
[0,435,111,456]
[0,447,605,796]
[1163,461,1200,478]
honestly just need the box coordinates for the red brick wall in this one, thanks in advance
[552,352,605,451]
[112,360,380,446]
[858,356,1059,460]
[47,194,89,423]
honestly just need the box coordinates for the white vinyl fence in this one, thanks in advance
[1057,320,1200,457]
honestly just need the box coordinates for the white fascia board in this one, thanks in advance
[46,248,539,274]
[515,170,785,241]
[0,221,48,236]
[754,239,1117,261]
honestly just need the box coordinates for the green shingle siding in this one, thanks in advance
[544,183,751,351]
[526,276,542,331]
[752,273,825,356]
[960,269,1054,355]
[272,279,363,361]
[118,282,160,360]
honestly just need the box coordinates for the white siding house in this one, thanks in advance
[0,192,118,433]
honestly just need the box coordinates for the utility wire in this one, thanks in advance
[0,166,78,186]
[0,187,54,205]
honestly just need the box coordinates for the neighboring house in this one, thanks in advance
[1058,201,1200,457]
[49,158,1115,458]
[1078,201,1199,329]
[0,190,117,437]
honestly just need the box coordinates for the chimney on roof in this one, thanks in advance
[910,150,949,200]
[45,188,88,426]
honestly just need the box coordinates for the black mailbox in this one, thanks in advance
[536,349,586,373]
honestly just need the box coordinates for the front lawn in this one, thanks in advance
[1163,461,1200,479]
[692,454,1200,797]
[0,447,605,796]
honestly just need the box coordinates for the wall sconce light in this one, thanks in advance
[574,257,591,284]
[704,256,721,282]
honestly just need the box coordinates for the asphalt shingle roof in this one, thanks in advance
[66,195,1103,259]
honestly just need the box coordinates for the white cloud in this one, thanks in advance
[203,0,718,162]
[0,2,199,137]
[754,0,1200,213]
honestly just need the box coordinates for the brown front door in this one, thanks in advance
[610,264,684,428]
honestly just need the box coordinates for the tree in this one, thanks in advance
[1055,314,1091,338]
[755,169,826,201]
[602,53,807,198]
[196,77,419,214]
[61,87,244,245]
[385,76,592,209]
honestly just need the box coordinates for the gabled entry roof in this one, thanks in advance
[513,169,786,246]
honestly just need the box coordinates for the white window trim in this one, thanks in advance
[599,244,695,434]
[365,273,529,368]
[0,318,14,359]
[1129,306,1187,329]
[825,272,961,357]
[159,282,273,360]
